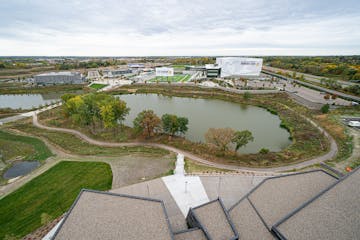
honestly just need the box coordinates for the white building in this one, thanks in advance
[216,57,263,77]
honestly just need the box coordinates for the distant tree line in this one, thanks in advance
[264,56,360,81]
[171,57,215,66]
[56,60,125,70]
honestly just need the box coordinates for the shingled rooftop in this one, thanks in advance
[273,167,360,240]
[50,169,360,240]
[187,199,238,240]
[246,170,337,228]
[52,190,173,240]
[173,228,207,240]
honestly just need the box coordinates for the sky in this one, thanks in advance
[0,0,360,56]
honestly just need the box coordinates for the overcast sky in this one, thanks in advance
[1,0,359,56]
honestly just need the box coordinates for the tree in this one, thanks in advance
[62,93,129,131]
[321,104,330,114]
[161,114,189,136]
[162,114,178,136]
[177,117,189,135]
[232,130,254,152]
[243,91,252,100]
[205,128,235,152]
[133,110,161,138]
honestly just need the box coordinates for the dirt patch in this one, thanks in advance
[104,154,175,189]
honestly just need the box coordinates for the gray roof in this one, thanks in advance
[200,175,266,209]
[190,199,238,240]
[273,167,360,240]
[174,228,207,240]
[247,170,337,228]
[229,198,275,240]
[36,71,78,76]
[53,189,173,240]
[111,178,187,232]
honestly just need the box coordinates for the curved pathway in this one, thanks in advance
[32,109,338,173]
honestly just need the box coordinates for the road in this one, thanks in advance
[263,66,358,87]
[262,70,360,103]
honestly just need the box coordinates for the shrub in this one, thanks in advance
[321,104,330,113]
[243,91,252,100]
[259,148,269,154]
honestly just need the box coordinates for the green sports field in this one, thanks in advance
[150,74,191,82]
[89,83,108,90]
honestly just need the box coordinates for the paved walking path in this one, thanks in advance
[162,154,209,216]
[31,111,338,173]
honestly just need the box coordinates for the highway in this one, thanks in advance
[263,66,358,87]
[262,70,360,103]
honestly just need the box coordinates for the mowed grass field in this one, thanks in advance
[150,74,191,82]
[0,130,53,162]
[0,161,112,239]
[89,83,108,90]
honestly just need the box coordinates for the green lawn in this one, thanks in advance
[0,161,112,239]
[0,130,53,162]
[150,74,191,82]
[89,83,108,90]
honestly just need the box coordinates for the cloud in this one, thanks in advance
[0,0,359,55]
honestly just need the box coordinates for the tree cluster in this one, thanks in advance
[172,57,215,65]
[61,93,129,132]
[205,128,254,153]
[264,56,360,81]
[133,110,189,138]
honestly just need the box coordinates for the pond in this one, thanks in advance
[118,94,292,154]
[3,161,40,179]
[0,91,82,110]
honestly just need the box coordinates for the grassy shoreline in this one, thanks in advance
[30,85,332,168]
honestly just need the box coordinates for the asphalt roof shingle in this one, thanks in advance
[274,168,360,240]
[190,199,238,240]
[111,178,187,232]
[174,228,207,240]
[229,198,275,240]
[247,170,337,228]
[53,190,173,240]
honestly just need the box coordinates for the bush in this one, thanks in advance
[243,91,252,100]
[321,104,330,113]
[259,148,269,154]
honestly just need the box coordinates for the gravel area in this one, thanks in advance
[276,168,360,240]
[104,154,175,189]
[54,190,173,240]
[248,170,337,228]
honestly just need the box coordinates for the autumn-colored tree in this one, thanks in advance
[205,128,235,152]
[133,110,161,138]
[62,93,129,131]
